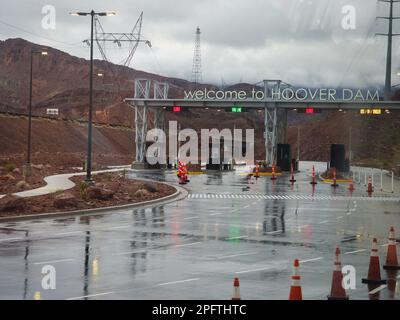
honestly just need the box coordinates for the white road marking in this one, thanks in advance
[66,291,114,300]
[33,258,75,265]
[0,237,25,242]
[112,250,147,256]
[297,224,310,230]
[266,230,282,235]
[184,216,200,220]
[105,225,132,230]
[158,278,199,286]
[235,266,274,274]
[174,242,202,248]
[215,252,258,260]
[336,216,344,220]
[299,257,324,263]
[55,231,83,236]
[368,285,387,295]
[344,249,367,255]
[318,220,330,224]
[225,235,249,241]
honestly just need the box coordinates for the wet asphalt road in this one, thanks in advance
[0,161,399,300]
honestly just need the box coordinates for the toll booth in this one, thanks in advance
[277,144,291,171]
[330,144,348,172]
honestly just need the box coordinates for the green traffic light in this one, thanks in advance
[231,107,242,113]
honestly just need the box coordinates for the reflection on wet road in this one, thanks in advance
[0,162,399,300]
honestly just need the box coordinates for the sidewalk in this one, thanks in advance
[0,167,128,199]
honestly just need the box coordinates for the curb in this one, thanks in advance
[0,181,187,223]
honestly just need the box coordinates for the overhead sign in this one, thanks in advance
[183,88,381,102]
[359,108,382,115]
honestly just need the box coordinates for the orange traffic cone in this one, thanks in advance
[178,165,187,185]
[232,277,241,300]
[289,163,296,183]
[348,178,355,192]
[331,168,339,188]
[383,226,400,270]
[271,164,277,181]
[289,259,302,300]
[310,165,317,185]
[177,161,182,178]
[254,163,260,179]
[327,247,349,300]
[367,177,373,194]
[183,164,190,183]
[362,238,387,285]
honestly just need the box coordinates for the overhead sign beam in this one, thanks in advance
[124,98,400,110]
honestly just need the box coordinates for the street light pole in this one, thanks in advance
[86,10,95,184]
[26,49,48,174]
[27,51,34,166]
[70,10,115,184]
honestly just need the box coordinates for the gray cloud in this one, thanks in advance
[0,0,399,87]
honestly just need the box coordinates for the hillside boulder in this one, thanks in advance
[0,195,27,212]
[53,192,78,209]
[87,186,114,200]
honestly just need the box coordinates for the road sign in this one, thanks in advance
[46,108,59,115]
[360,108,382,115]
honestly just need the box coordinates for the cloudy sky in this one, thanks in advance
[1,0,399,88]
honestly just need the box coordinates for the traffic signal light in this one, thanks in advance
[173,106,181,112]
[164,106,188,112]
[297,107,321,114]
[306,107,314,114]
[225,105,248,113]
[231,107,242,113]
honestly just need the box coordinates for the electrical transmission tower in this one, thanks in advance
[91,12,151,68]
[377,0,400,100]
[191,26,202,83]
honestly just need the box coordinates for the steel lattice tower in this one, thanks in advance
[191,26,202,83]
[377,0,400,100]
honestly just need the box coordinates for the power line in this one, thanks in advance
[0,19,82,47]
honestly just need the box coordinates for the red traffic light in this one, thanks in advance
[306,107,314,114]
[173,106,181,112]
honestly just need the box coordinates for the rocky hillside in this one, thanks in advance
[0,38,214,127]
[1,37,399,170]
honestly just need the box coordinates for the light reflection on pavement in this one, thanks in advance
[0,161,399,300]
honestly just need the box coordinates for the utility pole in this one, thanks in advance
[377,0,400,100]
[297,126,300,161]
[349,126,352,164]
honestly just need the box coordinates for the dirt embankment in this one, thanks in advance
[0,113,135,167]
[0,172,177,217]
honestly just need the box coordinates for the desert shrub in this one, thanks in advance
[79,180,90,199]
[103,172,114,181]
[5,163,16,172]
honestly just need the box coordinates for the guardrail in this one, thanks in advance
[351,166,395,193]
